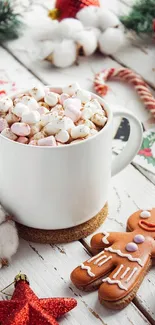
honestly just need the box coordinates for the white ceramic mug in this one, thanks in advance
[0,87,143,229]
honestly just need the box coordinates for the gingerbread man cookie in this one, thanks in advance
[71,209,155,309]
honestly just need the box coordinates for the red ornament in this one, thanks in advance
[0,274,77,325]
[49,0,100,21]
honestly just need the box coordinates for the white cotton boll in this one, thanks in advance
[29,86,45,102]
[90,27,101,39]
[98,9,120,31]
[22,111,41,124]
[99,27,126,55]
[76,6,100,28]
[76,30,97,56]
[12,103,30,118]
[0,220,19,261]
[75,89,91,103]
[40,41,55,60]
[56,18,83,39]
[62,83,80,96]
[51,40,77,68]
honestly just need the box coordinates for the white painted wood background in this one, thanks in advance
[0,0,155,324]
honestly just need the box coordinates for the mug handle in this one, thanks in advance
[111,109,143,177]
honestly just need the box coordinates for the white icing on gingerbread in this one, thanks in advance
[105,247,144,266]
[88,251,104,263]
[125,267,138,283]
[80,263,95,277]
[120,267,130,279]
[140,210,151,218]
[102,277,127,291]
[113,265,124,279]
[94,255,107,265]
[98,256,112,267]
[102,231,110,244]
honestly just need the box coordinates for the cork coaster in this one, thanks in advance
[16,203,108,244]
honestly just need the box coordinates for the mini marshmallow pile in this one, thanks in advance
[0,83,107,147]
[41,8,126,68]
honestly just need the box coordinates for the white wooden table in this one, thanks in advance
[1,0,155,324]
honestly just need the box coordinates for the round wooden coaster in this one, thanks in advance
[16,203,108,244]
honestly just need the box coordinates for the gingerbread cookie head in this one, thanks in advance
[127,208,155,238]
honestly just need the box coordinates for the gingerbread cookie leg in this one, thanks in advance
[99,258,151,310]
[71,250,115,291]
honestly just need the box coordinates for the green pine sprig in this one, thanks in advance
[0,0,22,42]
[120,0,155,35]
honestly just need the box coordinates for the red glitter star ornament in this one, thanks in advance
[0,274,77,325]
[48,0,100,21]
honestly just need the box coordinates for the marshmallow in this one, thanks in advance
[44,122,60,135]
[75,89,91,103]
[64,104,81,122]
[1,128,17,141]
[12,103,30,118]
[71,125,90,139]
[63,97,81,110]
[37,106,49,115]
[5,112,20,124]
[22,111,41,124]
[18,96,38,110]
[11,122,31,136]
[62,83,80,96]
[38,136,57,147]
[79,119,96,129]
[0,118,8,132]
[91,113,107,127]
[51,104,64,116]
[0,97,13,113]
[33,131,45,140]
[30,122,42,136]
[81,107,93,120]
[89,128,98,136]
[55,130,70,143]
[84,99,103,114]
[40,113,56,126]
[44,91,59,106]
[29,139,38,146]
[17,136,29,144]
[59,93,69,105]
[29,86,45,101]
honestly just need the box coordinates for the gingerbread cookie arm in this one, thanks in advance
[91,232,125,251]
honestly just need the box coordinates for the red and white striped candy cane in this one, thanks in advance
[94,68,155,118]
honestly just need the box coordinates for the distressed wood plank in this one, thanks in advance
[0,238,151,325]
[82,162,155,323]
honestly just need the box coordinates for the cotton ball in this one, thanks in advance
[99,28,126,55]
[56,18,83,39]
[76,6,100,28]
[76,30,97,56]
[98,9,120,31]
[46,40,77,68]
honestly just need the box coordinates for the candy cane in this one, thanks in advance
[94,68,155,118]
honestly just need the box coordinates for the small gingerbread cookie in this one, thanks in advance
[71,208,155,309]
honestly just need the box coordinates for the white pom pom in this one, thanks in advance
[98,9,120,31]
[99,28,126,55]
[75,30,97,56]
[76,6,100,28]
[50,40,77,68]
[56,18,83,39]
